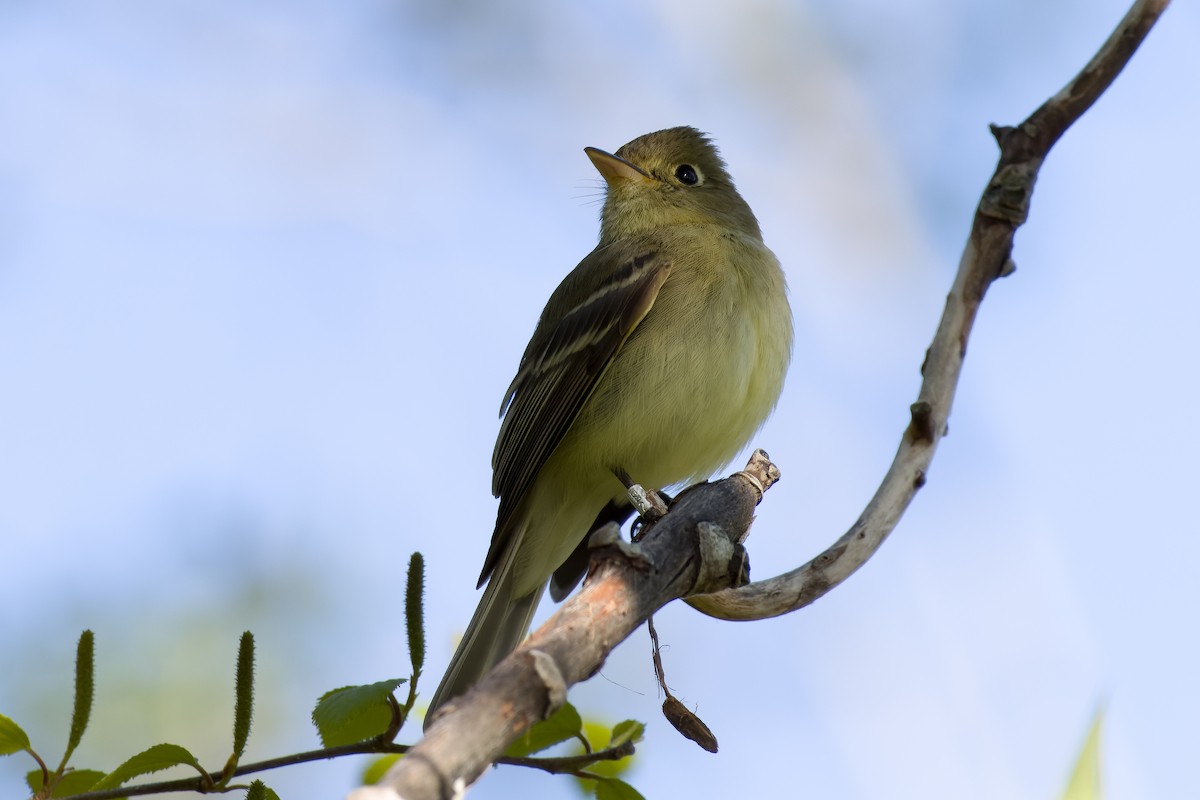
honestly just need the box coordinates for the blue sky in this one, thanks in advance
[1,1,1196,798]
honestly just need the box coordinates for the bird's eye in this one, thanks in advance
[674,164,700,185]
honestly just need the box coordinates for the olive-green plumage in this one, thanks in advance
[427,127,792,718]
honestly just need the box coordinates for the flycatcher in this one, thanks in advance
[428,126,792,716]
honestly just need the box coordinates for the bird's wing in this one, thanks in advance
[478,248,671,586]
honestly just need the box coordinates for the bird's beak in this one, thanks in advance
[585,147,654,186]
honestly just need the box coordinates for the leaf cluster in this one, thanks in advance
[1,553,645,799]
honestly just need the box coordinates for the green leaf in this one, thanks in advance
[362,753,402,785]
[26,768,107,797]
[594,776,645,800]
[312,679,406,747]
[1062,709,1104,800]
[245,779,280,800]
[0,712,32,755]
[90,743,205,791]
[505,702,582,758]
[64,631,95,763]
[573,720,636,783]
[607,720,644,749]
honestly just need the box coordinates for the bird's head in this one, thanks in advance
[587,126,762,243]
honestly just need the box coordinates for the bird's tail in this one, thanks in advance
[425,544,544,726]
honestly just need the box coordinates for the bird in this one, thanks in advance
[426,126,792,718]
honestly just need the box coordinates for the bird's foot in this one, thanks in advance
[626,483,669,521]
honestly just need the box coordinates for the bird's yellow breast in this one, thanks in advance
[562,224,792,494]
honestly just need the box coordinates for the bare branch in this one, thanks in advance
[357,457,776,800]
[686,0,1171,622]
